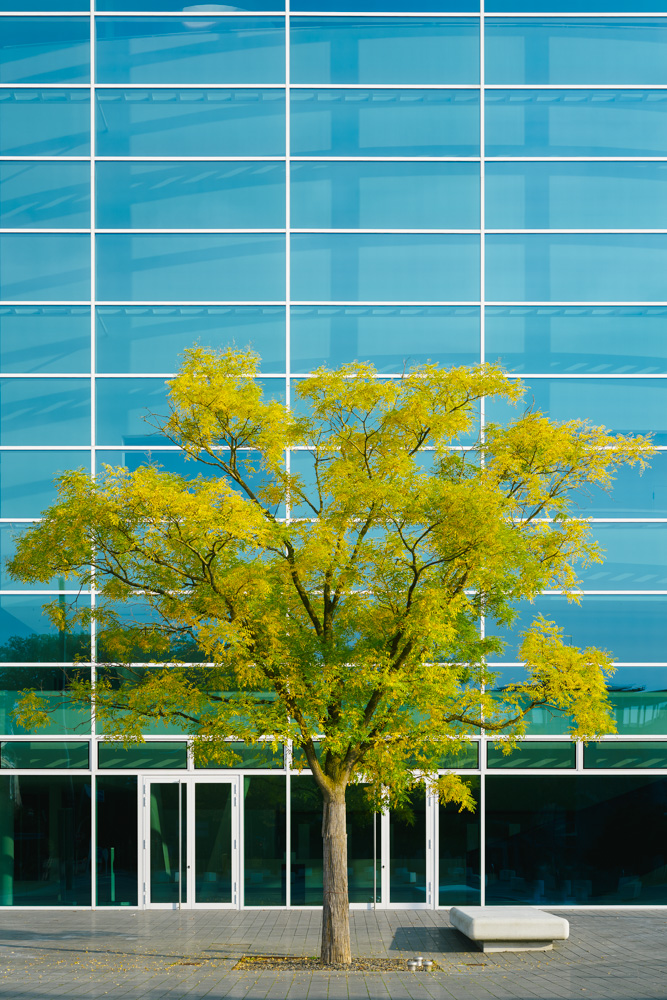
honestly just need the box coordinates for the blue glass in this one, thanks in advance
[486,90,667,159]
[0,90,89,156]
[488,0,667,9]
[0,162,89,229]
[578,524,667,591]
[0,450,89,519]
[96,306,285,373]
[488,596,667,664]
[96,378,171,447]
[96,235,285,302]
[0,0,89,7]
[96,161,285,229]
[574,453,667,518]
[291,0,479,9]
[96,89,285,157]
[291,89,479,157]
[608,668,667,735]
[0,18,89,84]
[290,18,479,85]
[0,235,89,301]
[290,306,480,373]
[291,235,479,302]
[0,525,77,591]
[0,379,90,446]
[96,0,282,7]
[290,162,479,230]
[487,378,667,444]
[486,235,667,303]
[0,595,90,665]
[95,18,284,84]
[485,307,667,376]
[487,163,667,231]
[486,19,667,86]
[0,307,89,373]
[0,669,90,733]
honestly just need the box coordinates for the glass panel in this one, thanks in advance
[584,742,667,769]
[0,379,90,446]
[0,774,91,905]
[439,775,480,905]
[486,235,667,303]
[486,775,667,904]
[488,0,667,8]
[0,18,89,85]
[486,90,667,159]
[574,453,667,518]
[1,741,88,769]
[435,742,479,769]
[290,306,480,373]
[291,235,479,302]
[0,450,89,519]
[149,781,186,904]
[487,742,576,769]
[485,306,667,376]
[390,786,426,903]
[196,742,284,769]
[96,234,285,302]
[290,18,479,85]
[0,234,89,301]
[291,0,479,11]
[0,524,77,590]
[96,162,285,230]
[195,782,232,903]
[0,90,89,157]
[487,378,667,444]
[290,162,479,230]
[485,19,667,86]
[0,668,90,736]
[97,0,282,7]
[96,775,138,906]
[243,775,286,905]
[98,742,187,769]
[96,377,171,447]
[609,668,667,735]
[291,89,479,157]
[486,163,667,231]
[95,89,285,158]
[490,667,572,736]
[488,595,667,665]
[0,162,89,229]
[0,595,91,665]
[96,306,285,374]
[347,784,381,904]
[582,524,667,591]
[95,17,284,84]
[97,669,210,736]
[0,307,89,374]
[0,0,89,8]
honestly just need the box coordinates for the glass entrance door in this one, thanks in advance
[145,777,239,907]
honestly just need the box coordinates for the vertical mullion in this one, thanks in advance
[89,0,97,910]
[479,1,486,909]
[285,5,291,911]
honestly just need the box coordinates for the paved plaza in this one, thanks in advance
[0,908,664,1000]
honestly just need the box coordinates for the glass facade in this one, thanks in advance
[0,1,666,910]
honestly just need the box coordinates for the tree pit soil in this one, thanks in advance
[234,956,441,972]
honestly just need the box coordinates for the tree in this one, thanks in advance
[8,348,652,963]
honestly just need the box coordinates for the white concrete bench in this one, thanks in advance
[449,906,569,953]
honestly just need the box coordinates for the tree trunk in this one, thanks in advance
[320,784,351,964]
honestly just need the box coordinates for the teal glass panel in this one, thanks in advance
[485,306,667,376]
[0,162,89,229]
[0,90,89,157]
[584,742,667,769]
[97,669,206,736]
[0,668,90,735]
[485,19,667,86]
[486,775,667,904]
[488,595,667,664]
[0,19,89,84]
[0,595,90,665]
[96,18,284,84]
[574,453,667,518]
[149,782,186,904]
[291,89,479,157]
[291,235,480,302]
[96,377,171,447]
[488,0,667,8]
[487,163,667,231]
[290,162,479,230]
[609,668,667,735]
[0,307,89,373]
[486,235,667,303]
[96,306,285,374]
[435,743,479,769]
[439,776,480,905]
[486,90,667,159]
[96,234,285,302]
[0,450,89,519]
[96,162,285,230]
[390,785,426,903]
[0,524,77,591]
[0,0,89,8]
[487,378,667,444]
[97,0,281,7]
[0,379,90,446]
[0,234,89,300]
[290,18,479,85]
[291,0,479,11]
[0,775,91,905]
[290,306,479,373]
[196,742,284,769]
[244,775,286,906]
[490,667,572,736]
[98,742,187,769]
[487,742,576,769]
[195,782,232,903]
[581,524,667,591]
[96,89,285,157]
[1,741,88,768]
[96,775,138,906]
